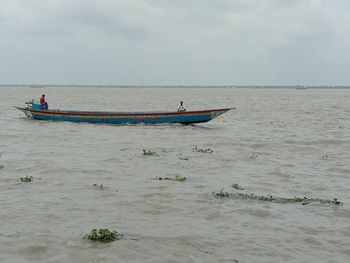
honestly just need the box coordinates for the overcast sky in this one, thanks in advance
[1,0,350,85]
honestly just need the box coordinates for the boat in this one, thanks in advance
[15,100,233,124]
[295,86,308,90]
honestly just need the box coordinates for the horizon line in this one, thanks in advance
[1,84,350,88]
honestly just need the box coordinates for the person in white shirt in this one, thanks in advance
[177,101,186,112]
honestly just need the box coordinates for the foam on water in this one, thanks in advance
[0,87,349,262]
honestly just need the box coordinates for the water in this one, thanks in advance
[0,87,349,262]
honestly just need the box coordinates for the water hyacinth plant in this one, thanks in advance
[85,228,123,243]
[321,154,330,160]
[93,184,106,191]
[153,174,187,182]
[179,157,190,161]
[175,175,186,182]
[192,146,214,153]
[20,176,33,182]
[213,190,343,206]
[143,149,159,156]
[214,189,230,198]
[231,183,245,190]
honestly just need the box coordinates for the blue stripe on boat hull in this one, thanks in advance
[31,113,213,124]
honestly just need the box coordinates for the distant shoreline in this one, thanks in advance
[1,85,350,89]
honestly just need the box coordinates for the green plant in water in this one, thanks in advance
[175,175,186,182]
[321,154,330,160]
[231,183,244,190]
[85,228,122,243]
[20,176,33,182]
[331,198,343,205]
[143,149,159,156]
[179,157,190,161]
[193,146,213,153]
[214,189,230,198]
[153,174,186,182]
[93,184,106,191]
[213,190,343,206]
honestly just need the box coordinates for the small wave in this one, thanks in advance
[302,236,323,246]
[327,167,350,175]
[235,208,272,218]
[283,139,347,146]
[21,244,48,256]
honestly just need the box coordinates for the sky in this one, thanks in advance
[0,0,350,86]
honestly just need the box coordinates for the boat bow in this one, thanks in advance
[210,108,233,119]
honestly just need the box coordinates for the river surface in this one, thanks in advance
[0,87,349,263]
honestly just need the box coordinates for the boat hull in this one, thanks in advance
[16,108,232,124]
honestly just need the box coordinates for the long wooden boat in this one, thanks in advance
[15,101,233,124]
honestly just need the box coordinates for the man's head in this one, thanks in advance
[42,94,45,98]
[180,101,183,105]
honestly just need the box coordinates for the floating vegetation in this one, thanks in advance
[175,175,186,182]
[153,174,187,182]
[179,156,190,161]
[193,146,213,153]
[84,228,123,243]
[213,190,343,206]
[93,184,107,191]
[250,154,258,159]
[321,154,330,160]
[142,149,159,156]
[231,183,244,190]
[161,148,168,153]
[0,165,4,169]
[20,176,33,182]
[214,189,230,198]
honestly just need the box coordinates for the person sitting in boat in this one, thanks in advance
[177,101,186,112]
[40,94,48,110]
